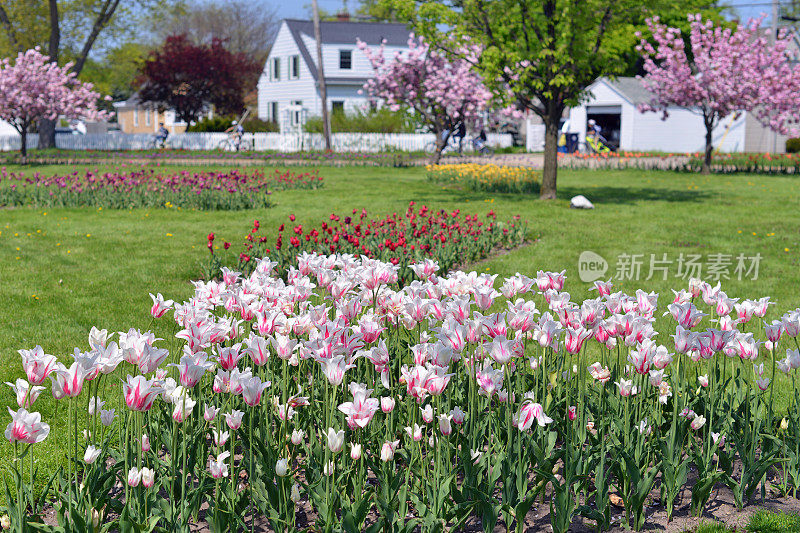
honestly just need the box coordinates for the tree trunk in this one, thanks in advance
[38,118,57,149]
[702,124,713,175]
[540,110,560,200]
[429,131,449,165]
[20,128,27,162]
[39,0,59,151]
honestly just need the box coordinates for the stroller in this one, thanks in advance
[586,132,614,154]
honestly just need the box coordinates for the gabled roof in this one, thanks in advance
[282,18,411,81]
[113,92,143,109]
[592,77,652,106]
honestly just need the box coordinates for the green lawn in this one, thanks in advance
[689,510,800,533]
[1,162,800,486]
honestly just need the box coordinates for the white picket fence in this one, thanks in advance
[0,132,514,153]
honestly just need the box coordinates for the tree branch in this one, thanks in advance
[48,0,60,60]
[0,6,21,52]
[73,0,123,75]
[517,0,539,49]
[592,1,618,56]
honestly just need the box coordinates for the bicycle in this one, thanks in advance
[471,138,494,156]
[216,134,253,152]
[424,136,462,155]
[150,135,169,150]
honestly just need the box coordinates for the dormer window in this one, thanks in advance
[339,49,352,70]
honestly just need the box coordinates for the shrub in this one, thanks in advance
[305,107,420,133]
[188,116,279,133]
[786,138,800,153]
[187,116,235,132]
[426,163,540,194]
[243,117,279,133]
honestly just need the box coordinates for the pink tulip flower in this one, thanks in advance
[5,407,50,444]
[149,293,174,318]
[123,375,164,412]
[19,346,58,385]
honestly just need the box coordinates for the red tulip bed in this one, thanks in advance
[0,168,324,210]
[205,202,527,284]
[5,251,800,532]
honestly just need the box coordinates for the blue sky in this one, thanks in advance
[273,0,791,25]
[275,0,350,20]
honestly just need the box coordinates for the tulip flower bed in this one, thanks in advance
[557,150,800,174]
[426,163,540,194]
[206,202,527,285]
[684,152,800,174]
[6,149,426,167]
[0,168,324,210]
[5,253,800,532]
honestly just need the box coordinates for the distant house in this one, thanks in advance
[0,119,17,136]
[564,76,792,153]
[113,94,213,135]
[258,17,410,130]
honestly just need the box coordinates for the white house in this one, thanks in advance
[563,77,791,153]
[258,18,411,130]
[0,119,17,136]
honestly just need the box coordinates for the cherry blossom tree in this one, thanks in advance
[638,14,800,173]
[0,48,108,160]
[358,34,491,164]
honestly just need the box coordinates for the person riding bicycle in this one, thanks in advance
[453,121,467,153]
[155,123,169,149]
[472,129,488,153]
[225,120,245,151]
[587,119,601,137]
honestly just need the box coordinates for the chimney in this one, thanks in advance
[336,11,350,22]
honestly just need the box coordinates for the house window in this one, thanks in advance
[270,102,279,122]
[290,55,300,79]
[291,100,303,125]
[133,107,139,127]
[332,101,344,115]
[145,108,151,126]
[269,57,281,81]
[339,50,352,69]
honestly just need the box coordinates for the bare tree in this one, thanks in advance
[154,0,279,66]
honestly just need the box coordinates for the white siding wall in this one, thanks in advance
[300,34,406,80]
[258,22,318,123]
[326,85,371,115]
[744,112,789,153]
[630,109,745,153]
[0,119,17,135]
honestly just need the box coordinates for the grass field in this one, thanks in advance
[1,161,800,485]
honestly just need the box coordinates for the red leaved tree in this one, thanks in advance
[136,35,260,125]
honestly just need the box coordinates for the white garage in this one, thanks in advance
[566,77,789,154]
